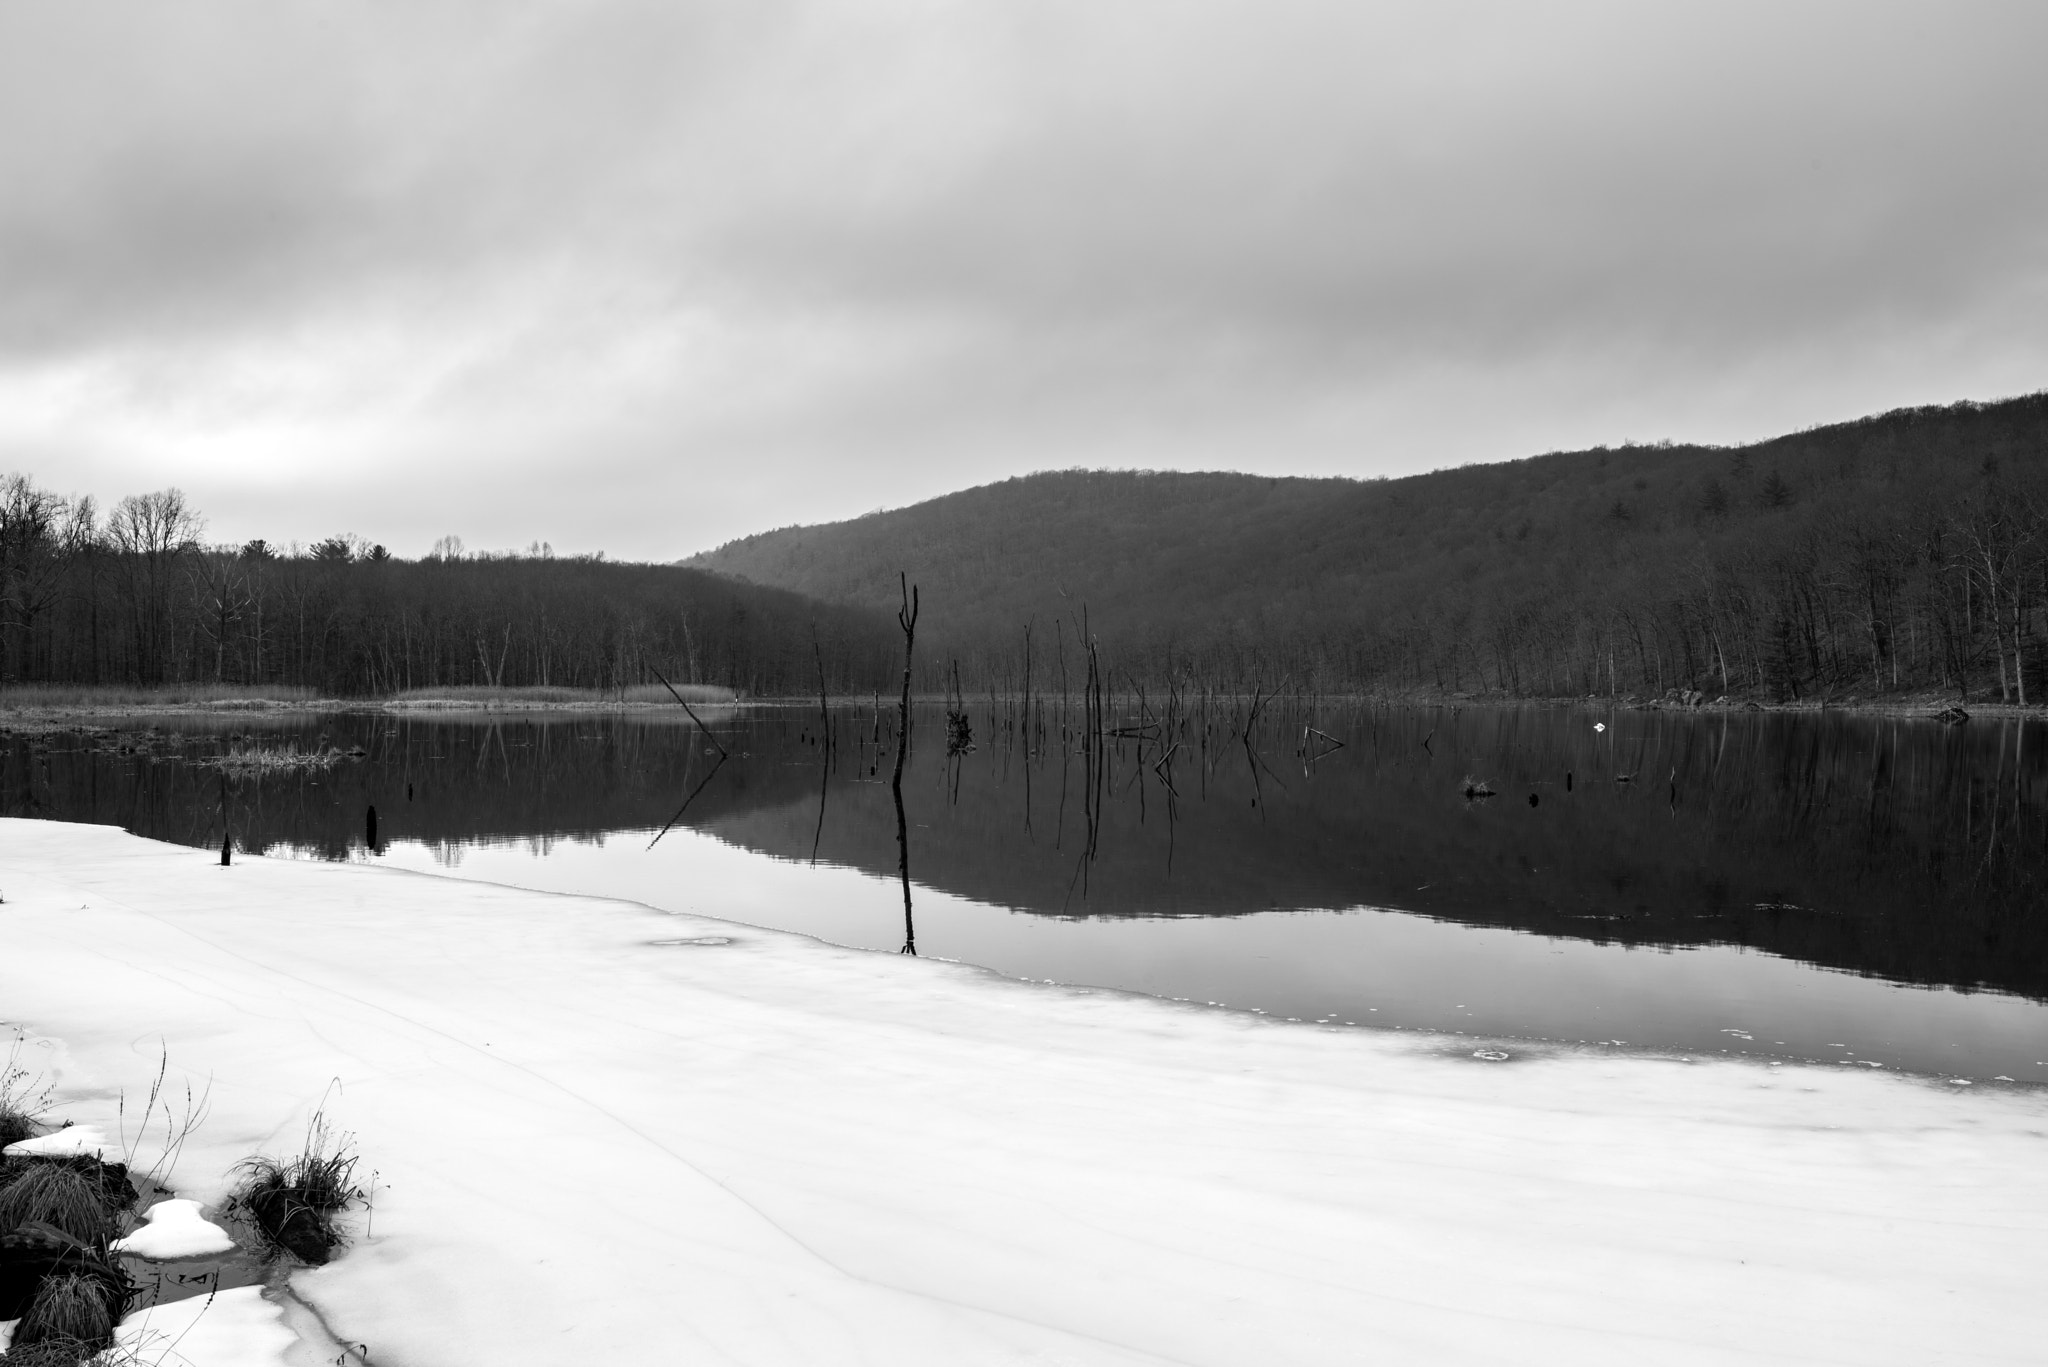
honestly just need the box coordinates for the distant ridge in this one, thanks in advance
[688,394,2048,700]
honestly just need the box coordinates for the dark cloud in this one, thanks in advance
[2,1,2044,559]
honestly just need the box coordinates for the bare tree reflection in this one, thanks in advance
[893,573,919,955]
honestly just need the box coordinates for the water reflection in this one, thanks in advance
[5,702,2046,1077]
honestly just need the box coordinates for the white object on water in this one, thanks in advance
[2,1125,108,1160]
[112,1198,235,1259]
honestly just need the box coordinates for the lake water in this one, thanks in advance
[6,701,2046,1081]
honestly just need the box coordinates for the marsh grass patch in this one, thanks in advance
[0,1109,38,1152]
[0,1333,102,1367]
[226,1115,361,1266]
[0,1166,121,1248]
[0,1039,49,1151]
[0,683,316,710]
[199,743,348,774]
[10,1271,118,1358]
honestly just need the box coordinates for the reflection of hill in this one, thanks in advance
[706,708,2048,1002]
[5,706,2044,1000]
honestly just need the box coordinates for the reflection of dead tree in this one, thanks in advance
[646,748,725,849]
[1152,741,1181,794]
[1297,726,1345,763]
[946,659,974,755]
[644,660,729,849]
[811,626,832,762]
[1021,620,1034,755]
[893,573,919,954]
[808,629,833,860]
[1063,621,1106,908]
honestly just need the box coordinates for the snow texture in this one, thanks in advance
[1,818,2045,1366]
[112,1286,298,1367]
[3,1125,109,1160]
[112,1198,236,1259]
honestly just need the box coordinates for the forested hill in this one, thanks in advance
[688,393,2048,701]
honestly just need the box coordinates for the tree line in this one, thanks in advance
[694,393,2048,704]
[0,480,899,696]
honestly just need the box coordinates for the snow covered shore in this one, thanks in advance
[1,819,2043,1366]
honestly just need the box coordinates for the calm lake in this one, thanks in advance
[6,702,2046,1081]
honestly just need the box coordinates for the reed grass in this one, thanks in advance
[0,1036,48,1150]
[0,1107,35,1150]
[0,1164,120,1246]
[389,682,738,705]
[619,681,738,705]
[11,1272,117,1357]
[200,743,347,774]
[0,683,316,709]
[0,1333,101,1367]
[228,1114,361,1265]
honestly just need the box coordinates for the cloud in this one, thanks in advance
[2,0,2045,558]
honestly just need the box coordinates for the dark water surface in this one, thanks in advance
[6,702,2046,1080]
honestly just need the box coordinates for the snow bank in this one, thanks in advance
[113,1286,298,1367]
[3,1124,110,1160]
[112,1198,236,1259]
[1,818,2045,1366]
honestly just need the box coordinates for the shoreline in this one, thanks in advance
[2,690,2041,729]
[3,819,2045,1364]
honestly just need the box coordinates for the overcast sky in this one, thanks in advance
[3,1,2045,560]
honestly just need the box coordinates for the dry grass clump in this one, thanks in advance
[0,1040,48,1150]
[619,682,738,705]
[0,1107,38,1151]
[390,684,592,704]
[9,1272,117,1360]
[388,682,739,706]
[0,1333,103,1367]
[227,1117,362,1265]
[0,1165,118,1247]
[200,743,347,773]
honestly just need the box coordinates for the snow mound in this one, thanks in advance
[115,1286,297,1367]
[2,1125,109,1160]
[113,1198,236,1259]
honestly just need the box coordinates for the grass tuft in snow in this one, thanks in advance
[0,1165,120,1247]
[0,1333,102,1367]
[227,1113,362,1265]
[0,1037,49,1150]
[11,1272,118,1359]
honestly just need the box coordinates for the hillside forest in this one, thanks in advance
[693,394,2048,704]
[8,393,2048,705]
[0,483,896,697]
